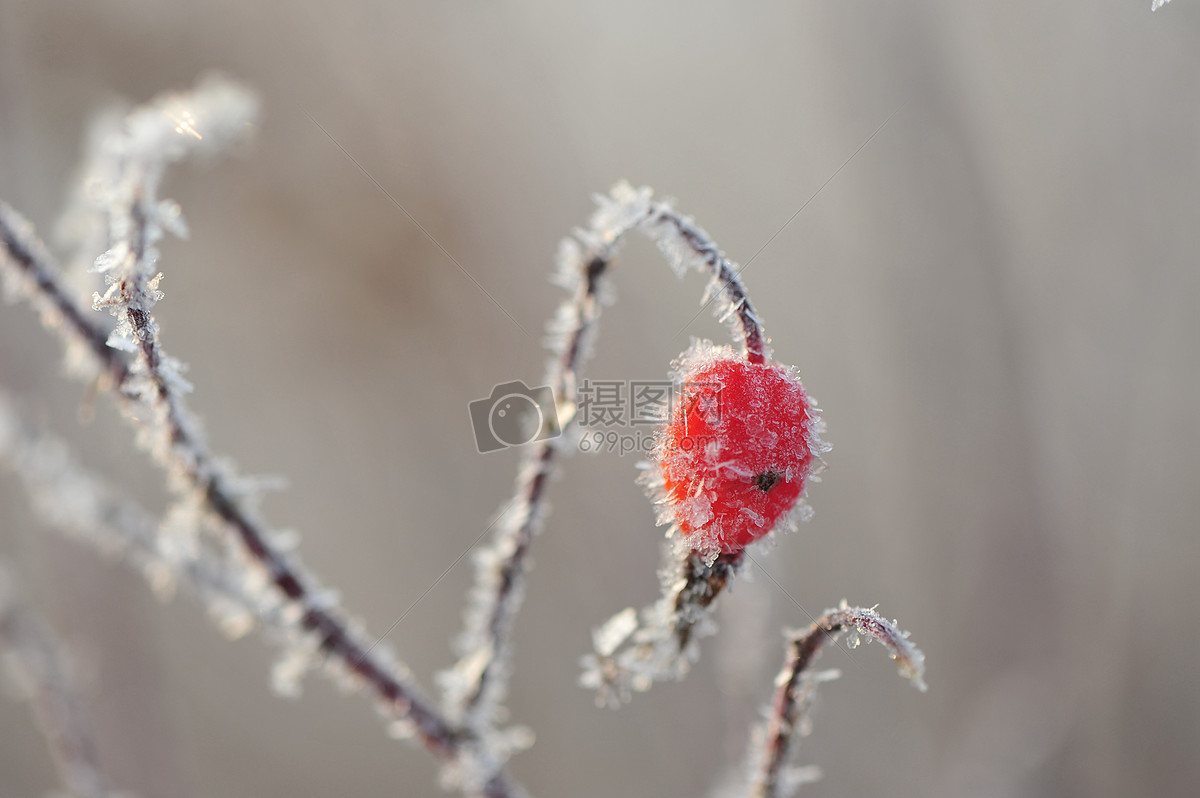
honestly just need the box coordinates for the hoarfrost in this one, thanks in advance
[474,180,777,720]
[209,596,257,640]
[0,204,112,382]
[271,638,319,699]
[387,718,417,741]
[778,765,823,793]
[743,605,926,797]
[78,74,257,363]
[0,394,286,634]
[592,606,638,657]
[2,74,530,794]
[155,200,189,240]
[581,546,742,707]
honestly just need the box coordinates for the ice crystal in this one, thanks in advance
[85,76,256,358]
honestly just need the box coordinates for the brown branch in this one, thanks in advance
[1,202,515,795]
[0,204,129,388]
[114,193,478,765]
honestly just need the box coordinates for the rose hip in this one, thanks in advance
[657,346,824,553]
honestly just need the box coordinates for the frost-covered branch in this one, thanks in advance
[68,78,463,757]
[0,204,129,388]
[1,78,521,797]
[0,392,284,636]
[745,604,926,798]
[444,183,770,746]
[0,568,114,798]
[1,70,927,797]
[581,548,743,707]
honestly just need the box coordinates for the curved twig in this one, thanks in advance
[447,184,769,741]
[747,604,926,798]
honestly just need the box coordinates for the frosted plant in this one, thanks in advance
[0,392,283,637]
[740,604,926,798]
[1,77,499,797]
[0,75,924,797]
[554,186,829,707]
[0,566,118,798]
[580,545,744,707]
[442,181,823,732]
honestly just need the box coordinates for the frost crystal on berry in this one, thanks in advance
[648,340,829,554]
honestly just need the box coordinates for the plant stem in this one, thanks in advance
[749,605,925,798]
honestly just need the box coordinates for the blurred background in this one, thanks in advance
[1,1,1197,796]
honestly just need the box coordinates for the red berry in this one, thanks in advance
[655,344,824,553]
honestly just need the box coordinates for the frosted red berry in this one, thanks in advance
[656,346,823,553]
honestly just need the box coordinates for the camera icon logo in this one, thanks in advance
[469,381,562,453]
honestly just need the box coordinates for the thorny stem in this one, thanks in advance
[0,575,111,798]
[749,606,926,798]
[456,189,768,739]
[0,207,516,795]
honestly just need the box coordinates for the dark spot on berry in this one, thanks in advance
[752,470,781,493]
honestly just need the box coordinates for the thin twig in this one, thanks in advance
[748,604,926,798]
[0,392,281,632]
[579,546,745,707]
[1,192,477,767]
[448,184,769,742]
[446,253,610,727]
[653,210,767,365]
[0,78,519,796]
[671,549,743,652]
[0,569,112,798]
[0,204,129,388]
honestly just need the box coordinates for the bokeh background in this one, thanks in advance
[1,1,1198,796]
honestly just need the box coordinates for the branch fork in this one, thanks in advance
[0,76,925,798]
